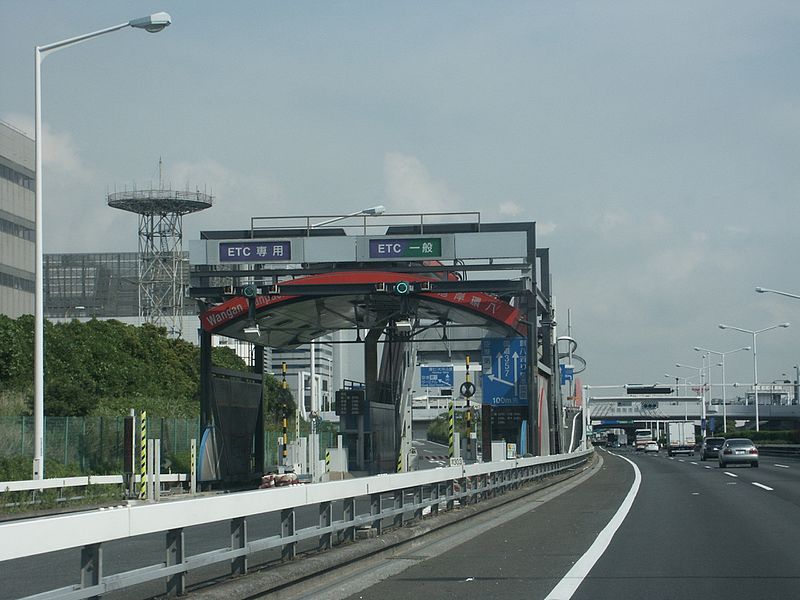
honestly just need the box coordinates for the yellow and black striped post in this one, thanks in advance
[281,362,288,465]
[465,355,472,457]
[448,401,455,458]
[139,410,147,500]
[325,449,331,472]
[397,451,403,473]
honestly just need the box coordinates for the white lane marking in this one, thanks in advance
[690,462,698,465]
[775,464,790,469]
[752,482,774,491]
[724,472,738,478]
[704,466,712,469]
[668,457,675,460]
[544,452,641,600]
[678,459,685,462]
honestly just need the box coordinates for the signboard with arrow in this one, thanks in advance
[480,337,528,406]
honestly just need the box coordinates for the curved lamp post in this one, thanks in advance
[676,361,707,438]
[717,323,790,432]
[33,12,172,479]
[755,287,800,300]
[693,345,750,433]
[311,205,386,229]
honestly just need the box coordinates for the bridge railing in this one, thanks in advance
[1,449,591,600]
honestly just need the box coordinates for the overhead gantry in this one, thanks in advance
[189,212,559,483]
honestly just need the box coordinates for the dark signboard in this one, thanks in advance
[219,241,291,262]
[626,386,673,395]
[335,389,366,416]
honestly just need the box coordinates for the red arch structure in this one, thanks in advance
[200,270,526,347]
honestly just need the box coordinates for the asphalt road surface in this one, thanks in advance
[331,448,800,600]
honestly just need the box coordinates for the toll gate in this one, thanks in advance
[189,212,561,484]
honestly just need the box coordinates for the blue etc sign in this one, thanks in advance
[420,366,454,388]
[219,241,291,262]
[481,337,528,406]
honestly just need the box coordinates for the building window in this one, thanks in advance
[0,163,35,191]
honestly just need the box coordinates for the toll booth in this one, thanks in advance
[190,212,561,483]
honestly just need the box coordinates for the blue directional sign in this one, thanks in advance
[560,364,574,385]
[420,365,454,388]
[481,337,528,406]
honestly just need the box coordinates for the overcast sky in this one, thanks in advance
[2,1,799,391]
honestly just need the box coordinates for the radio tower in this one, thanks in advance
[108,159,212,336]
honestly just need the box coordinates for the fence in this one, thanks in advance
[0,417,339,476]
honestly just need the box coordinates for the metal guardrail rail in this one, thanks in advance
[2,449,591,599]
[757,444,800,458]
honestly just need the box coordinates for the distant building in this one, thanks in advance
[0,121,35,317]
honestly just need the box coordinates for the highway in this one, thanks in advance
[310,447,800,600]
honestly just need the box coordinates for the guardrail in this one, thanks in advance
[1,474,188,494]
[1,449,591,600]
[757,444,800,458]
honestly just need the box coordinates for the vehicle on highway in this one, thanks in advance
[635,428,654,451]
[644,441,659,453]
[718,438,758,468]
[666,421,696,456]
[700,437,725,461]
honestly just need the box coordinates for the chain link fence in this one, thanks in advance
[0,417,339,476]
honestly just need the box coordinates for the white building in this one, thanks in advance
[0,121,35,317]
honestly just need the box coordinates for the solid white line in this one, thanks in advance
[724,472,738,478]
[775,464,790,469]
[544,452,641,600]
[752,482,774,491]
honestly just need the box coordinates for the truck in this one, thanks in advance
[634,428,654,451]
[666,421,696,456]
[605,428,628,448]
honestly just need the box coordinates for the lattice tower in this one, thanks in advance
[107,162,212,336]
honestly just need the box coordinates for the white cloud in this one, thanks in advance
[498,201,523,216]
[538,221,557,235]
[383,153,462,214]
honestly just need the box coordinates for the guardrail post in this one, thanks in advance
[80,542,102,598]
[344,497,355,543]
[413,485,423,520]
[370,493,383,534]
[166,528,185,597]
[319,501,333,550]
[393,489,404,528]
[431,482,441,516]
[446,479,455,511]
[281,508,296,560]
[231,517,247,576]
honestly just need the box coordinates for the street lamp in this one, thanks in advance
[676,361,707,438]
[311,205,386,228]
[718,322,790,432]
[755,287,800,300]
[693,345,750,433]
[33,12,172,480]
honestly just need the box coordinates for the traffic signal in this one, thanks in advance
[393,281,411,295]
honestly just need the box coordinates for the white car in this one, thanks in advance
[644,441,659,453]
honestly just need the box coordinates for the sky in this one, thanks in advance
[2,1,799,391]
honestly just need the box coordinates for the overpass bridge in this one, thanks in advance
[585,393,800,434]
